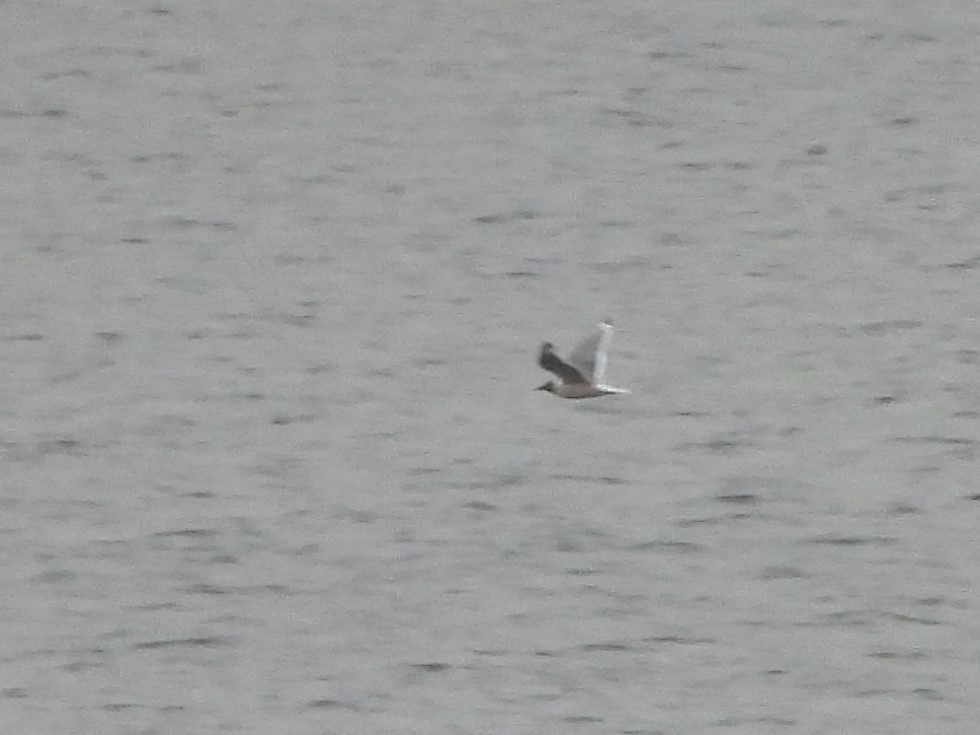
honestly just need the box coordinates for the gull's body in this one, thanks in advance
[536,319,630,399]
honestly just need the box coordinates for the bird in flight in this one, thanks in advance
[536,319,630,399]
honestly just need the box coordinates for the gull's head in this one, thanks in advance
[535,381,556,393]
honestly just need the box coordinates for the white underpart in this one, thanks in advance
[597,384,630,394]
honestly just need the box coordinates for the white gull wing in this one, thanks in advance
[567,320,614,386]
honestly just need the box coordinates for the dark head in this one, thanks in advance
[535,381,556,393]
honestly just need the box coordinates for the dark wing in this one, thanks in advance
[538,342,586,384]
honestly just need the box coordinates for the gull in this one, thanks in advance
[535,319,630,399]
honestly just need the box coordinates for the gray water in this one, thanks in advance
[3,2,980,733]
